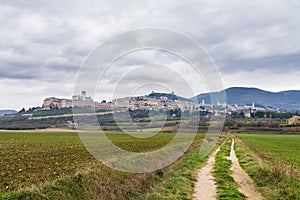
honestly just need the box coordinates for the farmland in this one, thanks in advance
[235,133,300,199]
[0,130,94,193]
[0,129,205,199]
[236,133,300,172]
[2,127,299,199]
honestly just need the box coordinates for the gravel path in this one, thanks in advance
[228,138,265,200]
[193,146,220,200]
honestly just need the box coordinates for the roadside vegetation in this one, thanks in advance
[126,145,206,199]
[213,135,245,200]
[235,133,300,199]
[127,135,225,199]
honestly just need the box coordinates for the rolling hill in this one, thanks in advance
[195,87,300,111]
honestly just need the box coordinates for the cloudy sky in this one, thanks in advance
[1,0,300,110]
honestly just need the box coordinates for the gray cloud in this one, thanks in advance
[1,0,300,109]
[218,53,300,74]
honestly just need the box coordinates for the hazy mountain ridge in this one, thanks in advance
[195,87,300,111]
[0,110,17,116]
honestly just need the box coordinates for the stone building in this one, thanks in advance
[42,97,72,109]
[42,91,95,109]
[286,115,300,125]
[72,91,94,108]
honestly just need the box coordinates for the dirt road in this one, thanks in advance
[228,138,265,200]
[193,146,220,200]
[193,137,264,200]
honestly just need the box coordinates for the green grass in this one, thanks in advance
[235,133,300,199]
[1,175,86,200]
[236,134,300,169]
[0,129,205,199]
[213,136,245,200]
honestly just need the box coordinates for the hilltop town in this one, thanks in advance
[2,89,298,130]
[41,90,278,118]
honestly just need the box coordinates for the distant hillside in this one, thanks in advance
[147,92,191,102]
[195,87,300,111]
[0,110,17,116]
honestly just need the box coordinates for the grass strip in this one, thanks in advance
[214,136,246,200]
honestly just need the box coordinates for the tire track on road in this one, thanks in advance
[228,137,265,200]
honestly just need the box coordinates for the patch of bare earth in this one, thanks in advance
[193,146,220,200]
[228,138,265,200]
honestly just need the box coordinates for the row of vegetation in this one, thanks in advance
[229,111,295,119]
[223,117,300,133]
[20,107,110,117]
[0,115,74,130]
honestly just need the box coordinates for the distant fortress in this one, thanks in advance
[42,91,111,110]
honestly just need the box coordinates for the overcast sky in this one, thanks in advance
[1,0,300,110]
